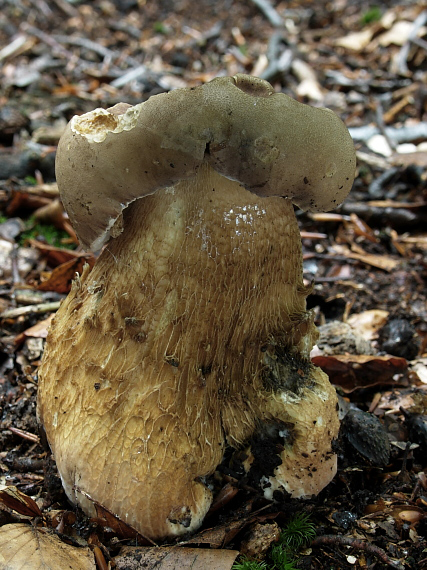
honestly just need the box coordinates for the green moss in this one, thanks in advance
[232,513,316,570]
[20,218,75,249]
[232,559,268,570]
[360,6,382,25]
[153,21,169,34]
[278,512,316,551]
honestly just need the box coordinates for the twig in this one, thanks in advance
[260,32,293,80]
[52,34,142,70]
[50,0,79,17]
[182,22,223,47]
[250,0,284,27]
[300,231,328,239]
[1,301,61,319]
[397,10,427,75]
[53,35,115,60]
[375,98,397,151]
[411,35,427,52]
[110,65,150,88]
[312,535,404,569]
[356,150,390,170]
[8,427,40,444]
[348,122,427,144]
[10,244,21,286]
[368,167,399,199]
[109,20,142,40]
[20,23,77,61]
[29,0,53,18]
[20,183,59,198]
[0,35,31,62]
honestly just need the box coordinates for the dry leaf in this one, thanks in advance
[410,359,427,384]
[335,29,374,51]
[347,310,389,341]
[113,546,238,570]
[0,486,42,518]
[312,354,408,392]
[376,21,415,47]
[22,314,54,339]
[391,151,427,167]
[90,502,154,544]
[30,239,95,268]
[38,257,95,293]
[0,524,95,570]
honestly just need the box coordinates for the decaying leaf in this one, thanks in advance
[312,354,407,392]
[347,310,390,341]
[335,29,374,51]
[113,546,238,570]
[0,524,95,570]
[22,314,54,339]
[81,491,154,545]
[38,256,95,293]
[0,486,42,518]
[29,239,95,268]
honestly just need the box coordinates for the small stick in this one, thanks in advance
[50,0,79,17]
[250,0,284,27]
[20,24,76,61]
[53,35,115,60]
[349,122,427,144]
[375,98,397,151]
[1,301,61,319]
[397,10,427,74]
[8,427,40,444]
[93,546,108,570]
[312,535,404,569]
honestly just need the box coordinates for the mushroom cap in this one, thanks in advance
[56,74,356,251]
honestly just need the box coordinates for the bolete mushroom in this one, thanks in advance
[37,75,356,541]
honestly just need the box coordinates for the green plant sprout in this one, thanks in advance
[232,513,316,570]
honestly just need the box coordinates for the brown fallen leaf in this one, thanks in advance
[391,151,427,167]
[187,517,248,548]
[33,198,79,244]
[335,28,375,51]
[0,486,42,518]
[113,546,238,570]
[76,489,154,545]
[187,504,278,549]
[38,257,95,293]
[22,314,55,338]
[0,524,95,570]
[311,354,408,393]
[30,239,95,268]
[347,310,390,341]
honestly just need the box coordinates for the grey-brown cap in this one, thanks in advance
[56,74,356,251]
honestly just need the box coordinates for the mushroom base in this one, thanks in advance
[37,164,339,540]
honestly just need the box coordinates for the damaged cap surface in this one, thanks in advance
[57,74,355,251]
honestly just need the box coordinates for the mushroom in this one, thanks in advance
[37,74,355,541]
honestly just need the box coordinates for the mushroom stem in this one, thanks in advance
[38,163,338,540]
